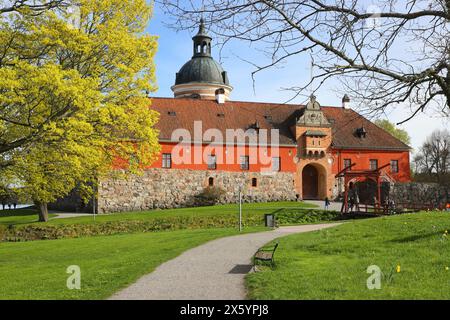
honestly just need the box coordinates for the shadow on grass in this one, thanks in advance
[336,213,381,220]
[389,230,448,243]
[0,208,36,217]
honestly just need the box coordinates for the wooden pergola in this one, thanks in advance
[336,163,390,214]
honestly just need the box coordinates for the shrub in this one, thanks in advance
[275,209,341,225]
[194,186,226,206]
[0,225,5,241]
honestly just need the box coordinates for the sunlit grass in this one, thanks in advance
[0,209,55,225]
[0,226,267,300]
[246,212,450,300]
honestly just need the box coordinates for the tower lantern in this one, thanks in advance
[171,19,233,101]
[192,18,212,57]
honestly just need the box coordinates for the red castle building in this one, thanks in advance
[95,20,411,213]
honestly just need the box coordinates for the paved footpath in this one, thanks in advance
[304,200,343,212]
[109,223,340,300]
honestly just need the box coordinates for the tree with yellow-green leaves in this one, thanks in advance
[374,120,411,147]
[0,0,161,221]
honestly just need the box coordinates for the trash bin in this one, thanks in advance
[265,214,275,228]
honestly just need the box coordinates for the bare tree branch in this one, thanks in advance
[159,0,450,122]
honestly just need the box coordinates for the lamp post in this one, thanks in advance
[92,182,97,222]
[92,192,96,222]
[238,185,243,232]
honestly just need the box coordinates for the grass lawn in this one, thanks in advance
[0,226,266,300]
[246,211,450,300]
[0,201,317,227]
[0,209,56,226]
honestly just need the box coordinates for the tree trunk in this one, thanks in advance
[35,201,49,222]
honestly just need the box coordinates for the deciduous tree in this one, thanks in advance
[374,120,411,146]
[413,129,450,184]
[1,0,160,221]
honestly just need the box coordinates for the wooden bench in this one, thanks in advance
[253,242,279,270]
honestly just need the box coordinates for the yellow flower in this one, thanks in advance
[446,267,449,271]
[396,265,401,273]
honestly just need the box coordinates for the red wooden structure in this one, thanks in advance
[336,163,390,214]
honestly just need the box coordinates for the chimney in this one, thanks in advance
[215,88,225,104]
[342,94,350,109]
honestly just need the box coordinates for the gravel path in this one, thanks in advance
[304,200,343,212]
[109,223,340,300]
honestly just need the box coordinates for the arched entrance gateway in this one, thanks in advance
[301,163,328,200]
[302,164,319,199]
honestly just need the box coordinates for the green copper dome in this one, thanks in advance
[175,19,230,86]
[175,57,230,85]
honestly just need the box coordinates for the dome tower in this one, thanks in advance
[171,19,233,101]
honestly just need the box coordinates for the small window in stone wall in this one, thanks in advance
[252,178,258,187]
[208,177,214,187]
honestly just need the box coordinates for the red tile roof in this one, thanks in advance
[149,97,410,150]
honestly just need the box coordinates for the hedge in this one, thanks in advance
[275,209,342,225]
[1,209,346,242]
[1,214,264,242]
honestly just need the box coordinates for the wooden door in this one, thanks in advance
[302,165,318,199]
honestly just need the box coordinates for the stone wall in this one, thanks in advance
[390,182,450,207]
[98,169,297,213]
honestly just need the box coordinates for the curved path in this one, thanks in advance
[109,223,340,300]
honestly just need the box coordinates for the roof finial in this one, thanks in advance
[192,16,212,57]
[194,16,209,38]
[199,17,205,32]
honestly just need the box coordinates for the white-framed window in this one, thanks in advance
[207,155,217,170]
[370,159,378,171]
[391,160,399,173]
[344,159,352,170]
[240,156,249,170]
[162,153,172,169]
[272,157,281,172]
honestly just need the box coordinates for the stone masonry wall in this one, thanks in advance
[98,169,297,213]
[390,182,450,208]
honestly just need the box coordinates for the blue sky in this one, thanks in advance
[147,3,448,152]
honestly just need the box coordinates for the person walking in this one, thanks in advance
[354,193,360,212]
[324,197,331,211]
